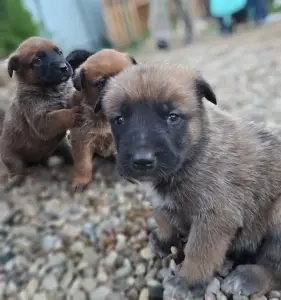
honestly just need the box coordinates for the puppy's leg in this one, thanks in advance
[164,215,238,298]
[71,141,93,191]
[52,138,73,165]
[222,197,281,297]
[149,211,185,264]
[1,149,26,191]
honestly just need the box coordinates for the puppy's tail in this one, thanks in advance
[66,49,95,72]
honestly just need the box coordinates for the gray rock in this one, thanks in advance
[33,293,48,300]
[106,292,125,300]
[135,263,146,276]
[206,278,220,294]
[0,202,10,223]
[41,234,63,252]
[116,234,127,251]
[104,251,118,268]
[5,280,17,296]
[0,282,5,298]
[48,252,67,267]
[139,288,149,300]
[41,273,59,291]
[140,247,154,260]
[90,286,112,300]
[60,271,74,290]
[26,278,39,297]
[69,290,87,300]
[205,292,216,300]
[81,277,97,293]
[115,258,132,278]
[83,247,99,267]
[216,290,227,300]
[47,156,64,168]
[233,296,249,300]
[268,291,281,298]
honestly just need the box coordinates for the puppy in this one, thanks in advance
[65,49,94,73]
[69,49,137,190]
[0,36,81,191]
[102,62,281,298]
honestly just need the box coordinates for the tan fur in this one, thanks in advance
[70,49,135,190]
[103,62,281,297]
[0,37,80,191]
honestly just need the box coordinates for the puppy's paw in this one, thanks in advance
[148,230,173,259]
[163,271,206,298]
[4,175,26,192]
[221,264,271,297]
[72,176,91,192]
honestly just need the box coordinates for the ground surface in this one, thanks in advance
[1,20,281,300]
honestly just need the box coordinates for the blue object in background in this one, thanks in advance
[23,0,107,54]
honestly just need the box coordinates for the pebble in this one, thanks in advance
[18,290,29,300]
[106,292,124,300]
[5,281,17,296]
[140,247,154,260]
[90,286,112,300]
[216,291,227,300]
[33,293,48,300]
[60,271,74,290]
[116,234,127,251]
[48,252,66,267]
[139,288,149,300]
[136,263,146,275]
[97,269,108,283]
[0,202,10,223]
[115,258,132,278]
[81,277,97,293]
[104,251,118,268]
[83,247,98,267]
[0,282,5,298]
[205,292,216,300]
[47,156,64,168]
[268,291,281,298]
[26,278,39,297]
[206,278,220,294]
[41,234,63,252]
[69,290,87,300]
[41,273,58,291]
[233,296,249,300]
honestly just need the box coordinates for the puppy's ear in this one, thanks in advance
[7,54,20,78]
[195,76,217,105]
[130,56,137,65]
[73,68,85,91]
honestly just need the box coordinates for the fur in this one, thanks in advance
[69,49,137,190]
[0,37,82,191]
[102,62,281,297]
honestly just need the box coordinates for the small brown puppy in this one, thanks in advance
[102,62,281,298]
[69,49,137,190]
[0,37,81,190]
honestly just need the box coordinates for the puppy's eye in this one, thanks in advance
[114,116,125,125]
[33,57,42,66]
[167,113,180,125]
[58,50,63,55]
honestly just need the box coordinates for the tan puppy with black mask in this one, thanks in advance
[102,62,281,298]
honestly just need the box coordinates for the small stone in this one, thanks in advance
[269,298,279,300]
[41,234,63,252]
[90,286,112,300]
[233,296,248,300]
[268,291,281,298]
[69,290,87,300]
[69,278,82,292]
[251,297,266,300]
[147,279,161,287]
[139,288,149,300]
[147,218,157,231]
[48,156,64,168]
[41,273,58,291]
[0,202,10,223]
[18,290,29,300]
[115,258,132,278]
[205,292,216,300]
[149,284,164,300]
[83,247,98,267]
[97,269,108,283]
[127,288,138,300]
[60,271,74,290]
[0,282,5,298]
[104,251,118,268]
[140,247,154,260]
[48,252,66,267]
[81,277,97,293]
[33,293,48,300]
[116,234,127,251]
[6,281,17,296]
[61,224,80,240]
[206,278,220,294]
[216,291,227,300]
[126,277,135,287]
[70,241,85,254]
[136,263,146,276]
[106,292,124,300]
[26,279,39,297]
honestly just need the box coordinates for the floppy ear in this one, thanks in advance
[195,76,217,105]
[130,56,137,65]
[7,54,20,78]
[73,68,85,91]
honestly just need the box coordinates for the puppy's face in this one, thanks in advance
[103,63,217,182]
[72,49,137,112]
[8,36,72,86]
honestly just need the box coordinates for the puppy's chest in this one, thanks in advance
[140,182,190,233]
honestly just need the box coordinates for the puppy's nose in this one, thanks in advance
[132,150,156,170]
[58,63,68,73]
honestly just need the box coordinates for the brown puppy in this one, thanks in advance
[102,62,281,298]
[69,49,137,190]
[0,37,81,191]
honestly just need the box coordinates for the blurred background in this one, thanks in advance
[1,1,281,300]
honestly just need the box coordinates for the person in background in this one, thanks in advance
[148,0,194,50]
[247,0,268,26]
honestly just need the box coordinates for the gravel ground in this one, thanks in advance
[1,21,281,300]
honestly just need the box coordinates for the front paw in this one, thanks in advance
[163,271,206,298]
[148,230,173,259]
[221,264,272,297]
[72,176,91,192]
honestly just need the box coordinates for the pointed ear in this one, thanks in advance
[195,76,217,105]
[130,56,137,65]
[7,54,19,78]
[73,68,85,91]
